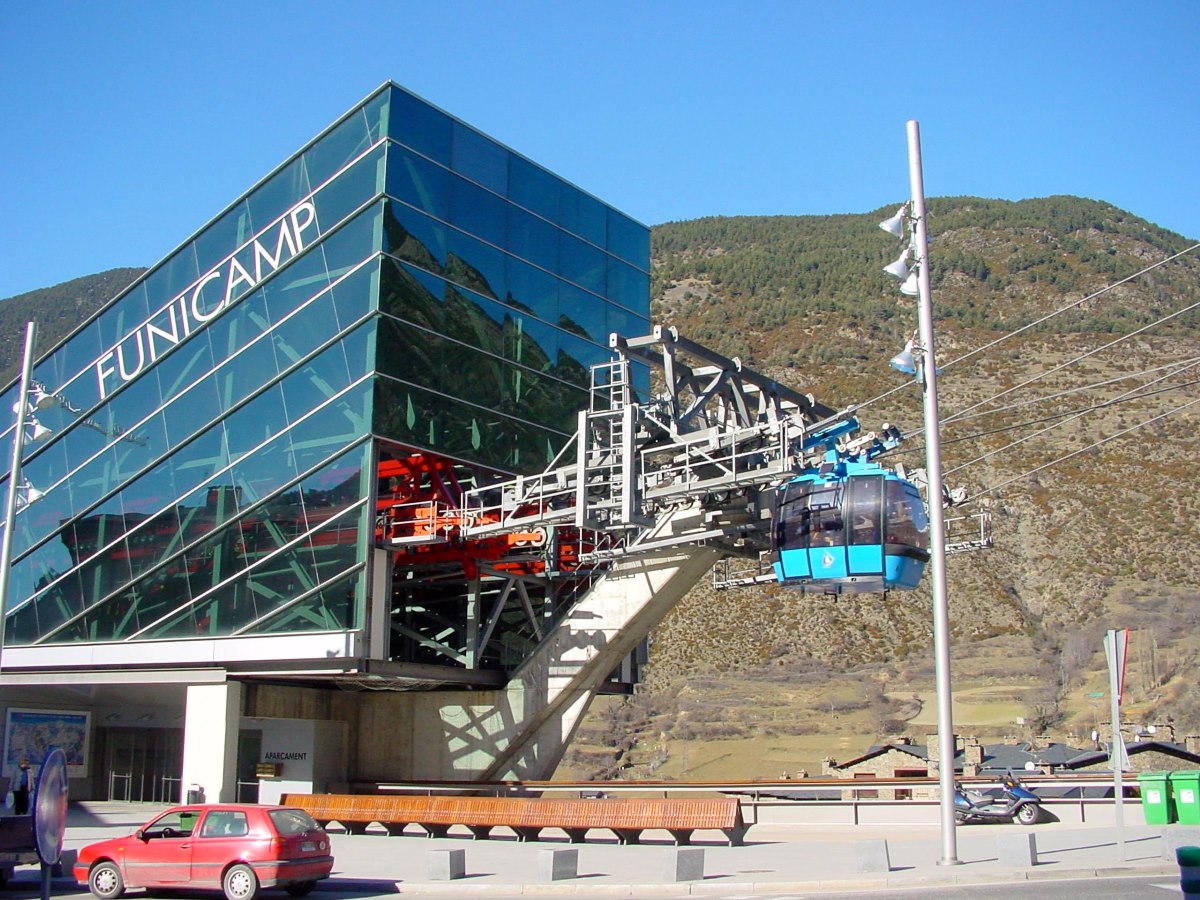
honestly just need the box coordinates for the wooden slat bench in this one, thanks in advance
[281,793,746,846]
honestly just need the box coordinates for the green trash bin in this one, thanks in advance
[1140,771,1176,825]
[1170,771,1200,825]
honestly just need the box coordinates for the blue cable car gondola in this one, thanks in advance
[771,440,931,594]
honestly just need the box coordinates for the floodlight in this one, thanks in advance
[883,251,910,280]
[29,386,57,410]
[889,338,918,377]
[900,270,920,296]
[27,418,52,442]
[15,481,44,508]
[879,204,908,237]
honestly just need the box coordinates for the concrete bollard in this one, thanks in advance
[996,832,1038,867]
[1179,846,1200,900]
[1163,828,1200,861]
[538,847,578,881]
[854,839,891,873]
[425,848,466,880]
[664,847,705,882]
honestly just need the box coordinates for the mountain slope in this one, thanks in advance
[4,197,1199,778]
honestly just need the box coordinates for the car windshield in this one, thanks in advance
[268,808,318,836]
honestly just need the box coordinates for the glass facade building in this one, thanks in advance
[0,83,650,676]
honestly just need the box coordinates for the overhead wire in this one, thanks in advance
[968,394,1200,502]
[944,358,1200,478]
[854,241,1200,421]
[901,354,1200,447]
[940,371,1200,448]
[850,240,1200,503]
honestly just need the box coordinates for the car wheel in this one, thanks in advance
[222,864,260,900]
[89,861,126,900]
[285,881,317,897]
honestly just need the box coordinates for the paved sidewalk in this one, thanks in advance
[7,802,1187,896]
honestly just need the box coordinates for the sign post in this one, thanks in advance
[1104,628,1129,860]
[32,747,68,900]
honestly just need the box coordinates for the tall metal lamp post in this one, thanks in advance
[883,121,958,865]
[0,322,41,671]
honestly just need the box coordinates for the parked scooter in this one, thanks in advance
[953,771,1043,825]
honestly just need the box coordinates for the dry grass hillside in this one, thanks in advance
[559,197,1200,781]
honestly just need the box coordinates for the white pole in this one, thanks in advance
[1105,628,1126,859]
[0,322,38,672]
[906,121,959,866]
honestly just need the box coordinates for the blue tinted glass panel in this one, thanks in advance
[258,244,333,325]
[509,154,559,220]
[154,323,217,403]
[193,201,253,276]
[383,202,447,271]
[452,122,508,194]
[507,206,559,272]
[607,305,649,343]
[325,257,376,331]
[386,145,451,220]
[377,316,448,396]
[445,229,505,300]
[607,257,650,310]
[373,377,569,474]
[559,234,606,294]
[389,86,453,163]
[505,258,558,322]
[449,176,506,247]
[311,145,383,233]
[608,208,650,268]
[557,283,607,344]
[559,187,606,246]
[380,258,446,332]
[304,103,374,190]
[254,567,361,634]
[247,156,312,236]
[270,289,337,373]
[281,381,370,477]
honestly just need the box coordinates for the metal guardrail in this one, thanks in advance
[367,774,1135,795]
[362,775,1139,827]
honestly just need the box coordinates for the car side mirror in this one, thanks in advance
[136,829,147,841]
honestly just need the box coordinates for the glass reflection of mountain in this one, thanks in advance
[380,209,593,438]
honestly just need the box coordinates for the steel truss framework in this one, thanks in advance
[382,325,974,675]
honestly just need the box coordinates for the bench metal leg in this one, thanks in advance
[669,829,695,846]
[614,829,642,845]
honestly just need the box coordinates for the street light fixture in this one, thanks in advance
[881,121,959,866]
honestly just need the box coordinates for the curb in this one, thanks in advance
[383,861,1177,895]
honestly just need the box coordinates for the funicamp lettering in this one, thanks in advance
[95,200,318,399]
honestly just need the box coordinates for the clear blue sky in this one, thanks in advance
[1,0,1197,299]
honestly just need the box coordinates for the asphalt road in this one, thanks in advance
[0,871,1178,900]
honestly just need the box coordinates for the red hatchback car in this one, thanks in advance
[73,804,334,900]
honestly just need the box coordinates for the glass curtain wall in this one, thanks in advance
[374,85,651,472]
[0,83,651,660]
[1,92,390,647]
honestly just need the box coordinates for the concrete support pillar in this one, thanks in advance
[181,681,242,803]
